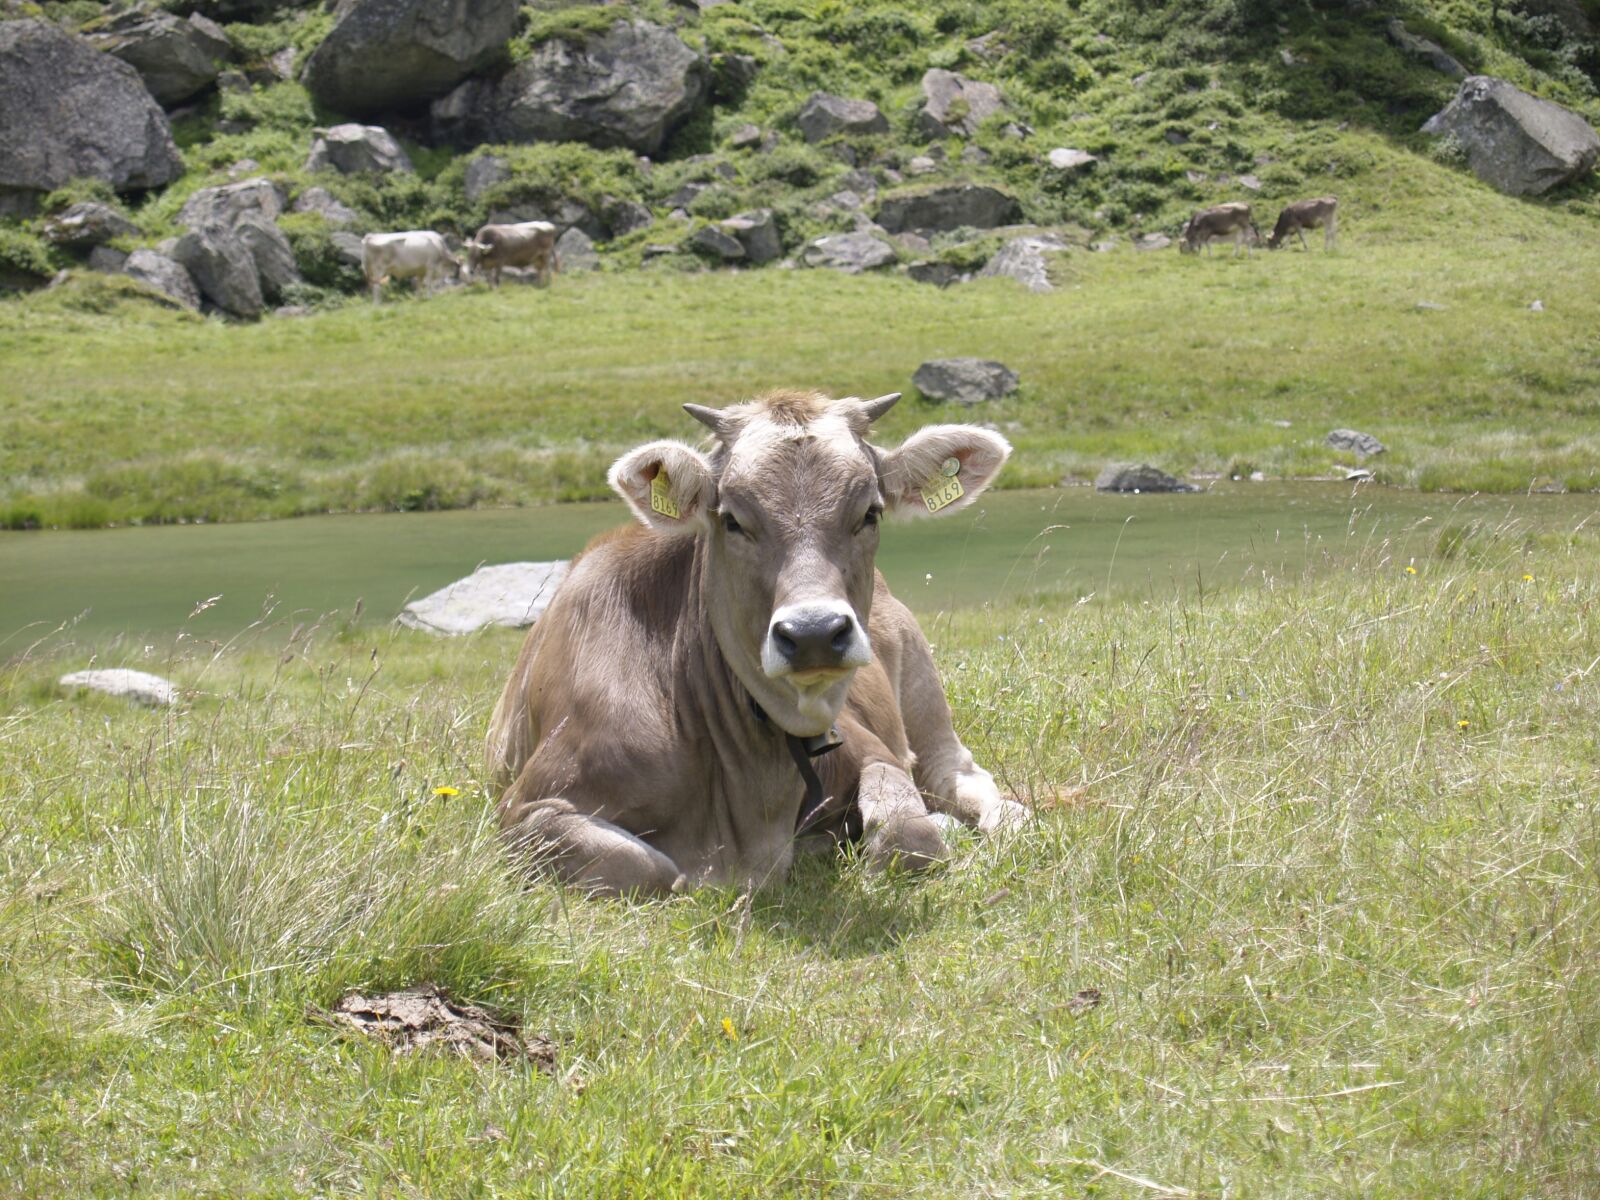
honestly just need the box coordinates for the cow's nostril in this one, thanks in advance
[828,614,853,653]
[772,625,799,659]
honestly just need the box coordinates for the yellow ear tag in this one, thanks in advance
[649,469,680,519]
[920,457,964,513]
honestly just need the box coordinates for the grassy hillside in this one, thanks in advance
[3,514,1596,1195]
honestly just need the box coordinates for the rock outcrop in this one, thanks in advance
[173,226,265,316]
[796,92,889,142]
[1385,19,1466,78]
[305,124,414,175]
[916,69,1004,138]
[398,562,570,635]
[303,0,519,118]
[1095,464,1199,493]
[122,248,201,309]
[1326,429,1386,457]
[799,231,896,273]
[42,202,141,249]
[976,233,1070,293]
[913,358,1019,405]
[876,185,1022,234]
[1422,76,1600,195]
[721,208,781,263]
[177,177,286,232]
[432,21,708,157]
[0,21,183,205]
[86,9,233,106]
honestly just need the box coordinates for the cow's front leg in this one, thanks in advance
[501,795,684,898]
[856,762,947,873]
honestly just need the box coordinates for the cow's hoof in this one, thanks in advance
[864,814,948,873]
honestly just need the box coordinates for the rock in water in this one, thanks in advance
[1326,429,1387,457]
[912,358,1020,405]
[303,0,519,118]
[305,124,414,175]
[916,69,1004,138]
[431,21,707,157]
[1095,464,1200,493]
[59,668,178,706]
[796,92,889,142]
[398,562,570,635]
[0,21,183,206]
[875,185,1022,234]
[1422,76,1600,196]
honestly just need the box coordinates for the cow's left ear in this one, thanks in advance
[609,440,715,533]
[878,425,1011,517]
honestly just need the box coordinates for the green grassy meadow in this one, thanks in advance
[5,144,1600,532]
[3,514,1597,1196]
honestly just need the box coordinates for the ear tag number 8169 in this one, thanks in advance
[920,457,964,513]
[650,469,680,518]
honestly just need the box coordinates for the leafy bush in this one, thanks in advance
[0,228,54,282]
[278,212,364,291]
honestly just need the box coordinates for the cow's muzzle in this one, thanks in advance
[763,602,870,679]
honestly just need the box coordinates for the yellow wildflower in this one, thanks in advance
[433,785,461,797]
[1405,566,1418,575]
[721,1017,738,1041]
[1522,574,1534,582]
[1457,720,1470,730]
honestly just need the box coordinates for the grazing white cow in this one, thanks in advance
[487,389,1028,896]
[466,221,560,288]
[1178,202,1261,257]
[1267,197,1339,251]
[360,231,462,303]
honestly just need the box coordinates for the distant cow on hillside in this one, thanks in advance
[467,221,560,288]
[361,231,462,304]
[1267,197,1339,251]
[1179,203,1260,257]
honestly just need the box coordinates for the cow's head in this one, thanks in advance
[609,391,1009,736]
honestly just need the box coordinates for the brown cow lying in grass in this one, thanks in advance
[1267,196,1339,251]
[486,390,1027,895]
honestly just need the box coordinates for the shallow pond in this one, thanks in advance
[3,484,1595,644]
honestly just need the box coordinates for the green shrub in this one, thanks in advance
[278,212,364,291]
[0,228,54,283]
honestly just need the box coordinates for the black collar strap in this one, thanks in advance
[749,698,842,832]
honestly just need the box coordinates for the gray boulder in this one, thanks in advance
[88,245,130,273]
[1422,76,1600,195]
[796,92,889,142]
[1326,429,1386,457]
[1385,19,1466,78]
[59,668,177,706]
[233,212,302,302]
[42,202,140,248]
[328,230,366,269]
[86,9,232,106]
[912,358,1019,406]
[689,223,745,261]
[916,69,1004,138]
[305,124,414,175]
[303,0,519,118]
[463,153,509,202]
[876,185,1022,234]
[432,21,708,157]
[0,21,183,204]
[907,260,960,287]
[799,231,896,273]
[602,196,654,238]
[1095,464,1199,493]
[173,227,264,317]
[721,208,781,263]
[556,226,598,271]
[178,177,285,232]
[976,233,1070,294]
[1047,147,1098,174]
[122,248,200,309]
[398,561,570,635]
[291,186,360,227]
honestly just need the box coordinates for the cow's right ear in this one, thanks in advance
[609,441,715,533]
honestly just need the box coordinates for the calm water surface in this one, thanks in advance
[3,484,1595,644]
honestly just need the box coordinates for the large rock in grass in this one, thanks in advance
[1095,464,1199,494]
[0,21,183,206]
[916,69,1004,138]
[233,212,302,303]
[59,668,177,707]
[291,186,360,227]
[122,248,201,309]
[173,226,264,316]
[913,358,1019,405]
[1384,19,1466,79]
[305,124,414,175]
[1326,428,1386,457]
[86,9,233,106]
[799,231,896,273]
[721,208,781,263]
[398,561,570,635]
[303,0,519,118]
[796,92,889,142]
[42,201,140,249]
[431,21,708,157]
[177,177,286,233]
[875,184,1022,234]
[976,233,1070,293]
[1422,76,1600,195]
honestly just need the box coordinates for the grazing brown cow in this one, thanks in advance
[487,390,1027,896]
[1267,196,1339,251]
[1179,202,1261,257]
[467,220,560,287]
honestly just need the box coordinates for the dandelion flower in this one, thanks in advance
[1522,574,1534,582]
[433,785,461,797]
[1457,720,1469,730]
[721,1017,738,1041]
[1405,566,1418,575]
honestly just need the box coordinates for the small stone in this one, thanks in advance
[1326,429,1386,457]
[912,358,1019,405]
[1238,174,1263,190]
[398,562,570,635]
[1529,299,1544,311]
[1095,464,1199,493]
[1047,147,1098,173]
[59,668,177,706]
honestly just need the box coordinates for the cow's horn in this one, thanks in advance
[860,392,901,422]
[682,403,725,434]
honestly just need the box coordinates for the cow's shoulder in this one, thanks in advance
[555,522,698,643]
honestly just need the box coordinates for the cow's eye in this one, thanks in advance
[857,506,882,534]
[721,511,744,536]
